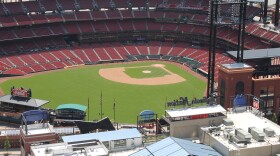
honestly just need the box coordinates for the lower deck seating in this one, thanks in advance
[0,41,235,80]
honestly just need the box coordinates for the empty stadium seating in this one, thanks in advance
[81,45,101,62]
[102,43,123,60]
[106,21,122,32]
[111,43,131,57]
[0,0,277,83]
[106,10,121,19]
[149,41,161,55]
[92,43,112,61]
[14,15,33,26]
[3,68,26,75]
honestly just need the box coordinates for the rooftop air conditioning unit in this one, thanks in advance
[235,128,252,142]
[223,118,234,126]
[263,127,275,137]
[248,127,265,142]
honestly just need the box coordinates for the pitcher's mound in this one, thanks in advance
[142,70,151,74]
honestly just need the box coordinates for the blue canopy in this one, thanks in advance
[233,94,247,107]
[139,110,155,120]
[22,110,49,122]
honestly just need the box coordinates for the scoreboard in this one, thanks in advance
[11,87,31,98]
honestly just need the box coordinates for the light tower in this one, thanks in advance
[207,0,247,97]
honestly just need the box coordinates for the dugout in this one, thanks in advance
[55,104,87,120]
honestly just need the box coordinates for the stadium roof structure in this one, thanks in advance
[166,105,226,118]
[56,104,87,112]
[62,128,141,143]
[0,95,49,108]
[226,48,280,60]
[130,137,222,156]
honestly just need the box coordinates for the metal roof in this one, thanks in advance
[56,104,87,112]
[166,105,226,118]
[247,0,264,2]
[227,48,280,60]
[0,95,49,108]
[221,63,252,70]
[62,128,141,143]
[130,137,222,156]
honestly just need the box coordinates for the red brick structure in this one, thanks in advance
[253,77,280,115]
[0,135,20,149]
[218,63,254,109]
[19,123,59,156]
[218,63,280,115]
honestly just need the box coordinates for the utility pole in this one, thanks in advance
[113,98,116,124]
[164,97,167,116]
[99,91,104,119]
[88,97,90,121]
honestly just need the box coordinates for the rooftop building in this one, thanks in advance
[163,105,227,138]
[19,110,59,156]
[20,122,59,156]
[30,140,108,156]
[62,128,143,152]
[200,107,280,156]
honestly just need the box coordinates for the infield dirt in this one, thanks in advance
[99,64,186,85]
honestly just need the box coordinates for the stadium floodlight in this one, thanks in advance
[208,0,247,25]
[207,0,247,97]
[231,1,241,23]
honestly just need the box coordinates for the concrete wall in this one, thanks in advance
[236,144,280,156]
[134,138,142,146]
[169,116,225,138]
[271,143,280,155]
[126,139,133,148]
[201,131,229,156]
[109,141,114,150]
[109,137,143,152]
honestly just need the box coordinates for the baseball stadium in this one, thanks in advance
[2,0,280,155]
[0,0,279,125]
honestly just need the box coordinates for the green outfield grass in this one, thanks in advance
[0,62,206,124]
[124,66,170,78]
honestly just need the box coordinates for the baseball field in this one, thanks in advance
[0,61,206,123]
